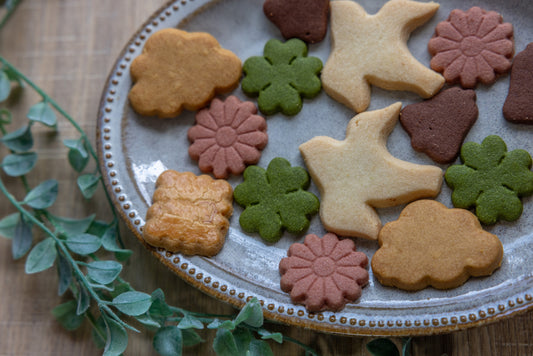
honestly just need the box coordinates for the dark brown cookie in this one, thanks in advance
[400,87,478,164]
[263,0,329,44]
[503,43,533,124]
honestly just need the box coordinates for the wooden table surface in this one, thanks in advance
[1,1,533,355]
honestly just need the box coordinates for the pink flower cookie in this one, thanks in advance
[428,7,514,88]
[188,96,268,179]
[279,233,369,312]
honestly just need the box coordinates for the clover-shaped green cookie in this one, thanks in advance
[445,135,533,224]
[234,157,320,242]
[241,38,323,116]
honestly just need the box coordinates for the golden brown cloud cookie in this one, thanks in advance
[143,170,233,257]
[371,200,503,291]
[299,102,442,240]
[322,0,444,113]
[129,29,242,118]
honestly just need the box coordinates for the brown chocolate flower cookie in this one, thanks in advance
[503,43,533,124]
[400,87,478,164]
[263,0,330,44]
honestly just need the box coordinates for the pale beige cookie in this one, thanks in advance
[371,200,503,291]
[322,0,444,113]
[143,170,233,257]
[299,102,442,240]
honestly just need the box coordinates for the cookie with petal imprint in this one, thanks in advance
[428,7,514,89]
[371,200,503,291]
[503,43,533,124]
[299,102,443,240]
[322,0,444,113]
[188,96,268,179]
[400,87,478,164]
[279,233,369,312]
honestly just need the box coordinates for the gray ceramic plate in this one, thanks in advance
[97,0,533,335]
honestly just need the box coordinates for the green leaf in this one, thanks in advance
[109,281,132,299]
[247,339,274,356]
[77,174,100,198]
[0,108,13,125]
[233,327,253,354]
[0,70,11,102]
[135,313,161,329]
[86,260,122,285]
[87,220,111,237]
[402,337,412,356]
[52,300,85,331]
[153,326,183,356]
[112,291,153,316]
[101,226,132,261]
[103,315,128,356]
[1,152,38,176]
[234,297,263,328]
[23,179,58,209]
[258,329,283,344]
[49,213,95,237]
[91,316,107,349]
[25,237,57,273]
[1,124,33,152]
[213,328,239,356]
[65,233,101,255]
[149,288,173,318]
[77,283,91,315]
[177,314,204,330]
[56,249,73,295]
[181,329,204,347]
[63,138,89,172]
[12,215,32,259]
[366,338,400,356]
[207,318,235,330]
[27,101,57,127]
[0,212,19,239]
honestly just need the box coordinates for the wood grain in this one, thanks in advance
[0,1,532,355]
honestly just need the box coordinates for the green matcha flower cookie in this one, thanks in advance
[241,38,322,116]
[445,135,533,224]
[234,157,319,242]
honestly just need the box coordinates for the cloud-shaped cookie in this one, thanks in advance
[129,29,242,118]
[371,200,503,291]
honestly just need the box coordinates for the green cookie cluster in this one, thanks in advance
[241,38,323,116]
[445,135,533,224]
[233,157,320,242]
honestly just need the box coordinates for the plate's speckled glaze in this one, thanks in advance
[97,0,533,335]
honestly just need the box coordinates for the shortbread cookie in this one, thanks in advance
[263,0,329,44]
[143,170,233,256]
[503,43,533,124]
[299,102,443,240]
[371,200,503,291]
[279,233,369,312]
[445,135,533,225]
[241,38,322,116]
[233,157,319,243]
[129,28,242,118]
[322,0,444,113]
[400,87,478,164]
[429,7,514,89]
[188,96,268,179]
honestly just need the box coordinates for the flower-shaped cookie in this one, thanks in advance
[445,135,533,224]
[279,233,369,312]
[428,7,514,88]
[129,29,242,118]
[143,170,233,257]
[241,38,322,116]
[188,96,268,179]
[233,157,319,242]
[371,200,503,291]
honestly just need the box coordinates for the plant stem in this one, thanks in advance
[0,0,22,31]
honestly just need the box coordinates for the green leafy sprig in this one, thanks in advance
[0,49,319,356]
